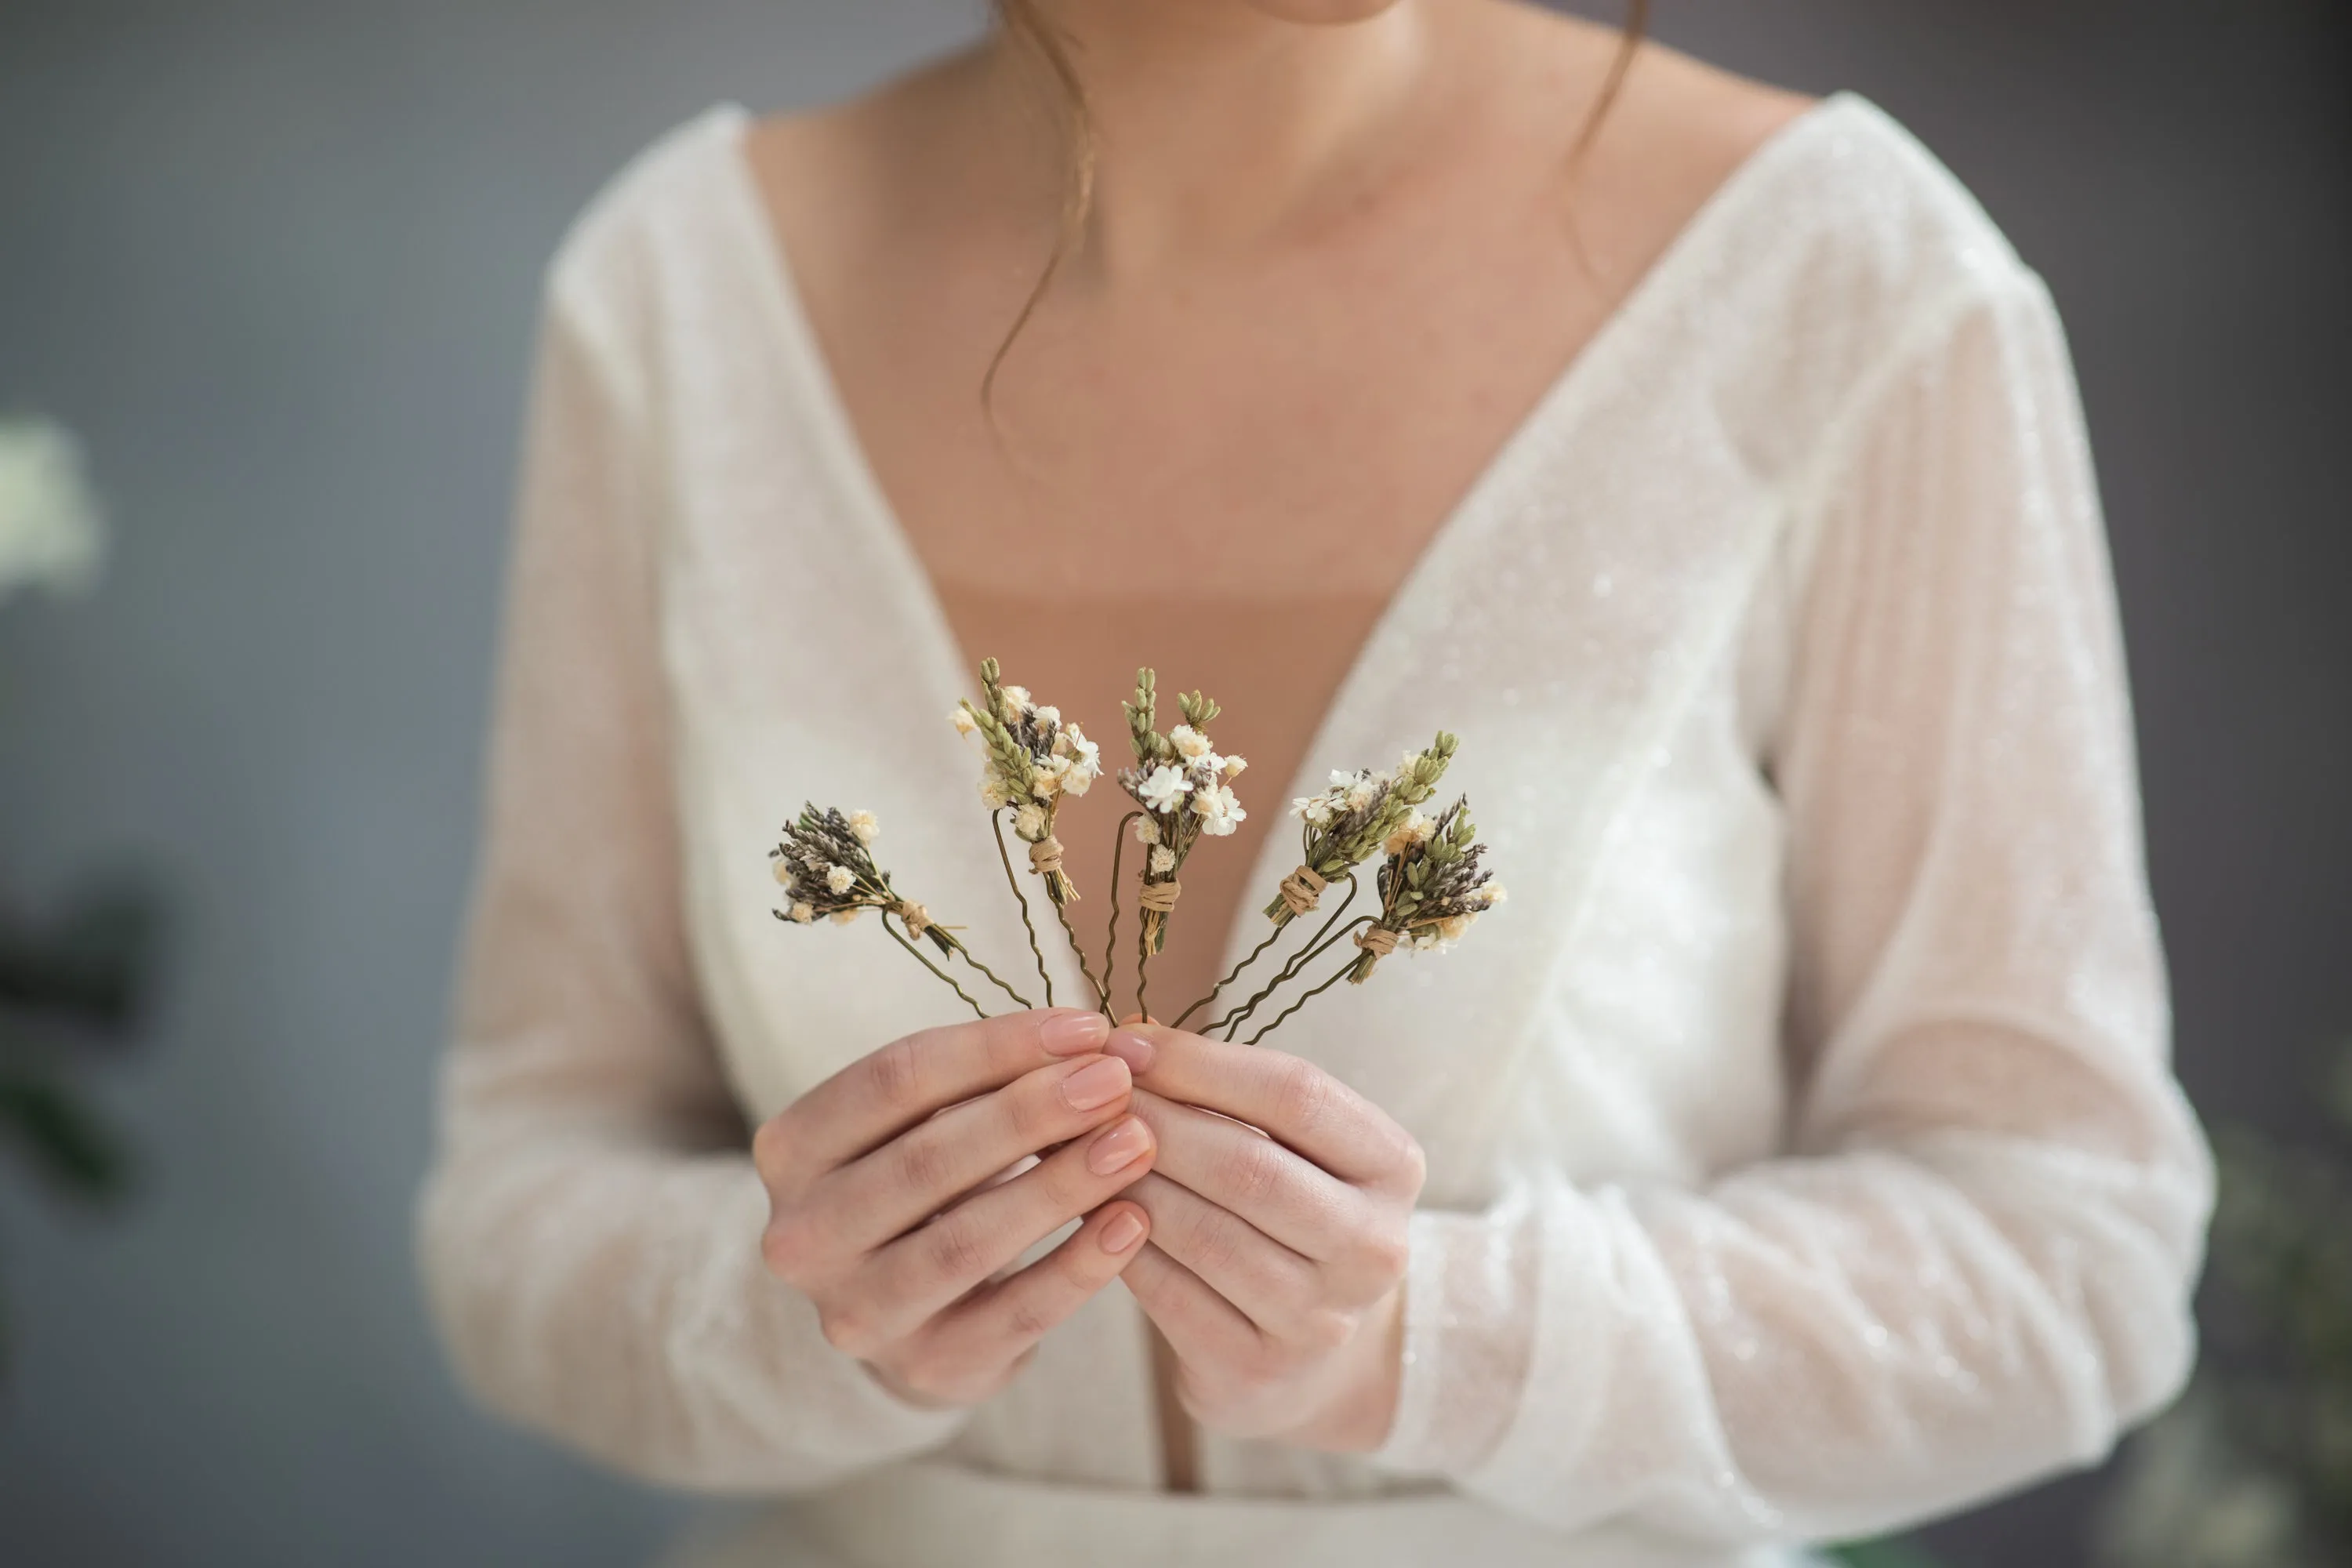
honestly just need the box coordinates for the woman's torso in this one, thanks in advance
[536,36,2033,1553]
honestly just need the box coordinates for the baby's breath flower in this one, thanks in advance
[980,775,1013,809]
[1014,802,1048,840]
[824,864,855,895]
[1134,817,1161,845]
[771,857,794,887]
[847,810,880,844]
[1385,809,1434,858]
[789,901,815,924]
[1001,684,1032,713]
[1033,703,1060,727]
[830,908,862,925]
[1150,846,1176,875]
[952,706,979,735]
[1170,724,1210,760]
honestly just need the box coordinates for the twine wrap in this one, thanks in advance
[1138,880,1182,914]
[1277,865,1327,917]
[1355,924,1400,958]
[1027,836,1065,877]
[890,900,933,940]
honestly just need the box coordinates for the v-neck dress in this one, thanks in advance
[418,92,2212,1567]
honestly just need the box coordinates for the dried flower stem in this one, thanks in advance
[1101,811,1143,1019]
[883,909,988,1021]
[1172,871,1359,1032]
[990,810,1055,1008]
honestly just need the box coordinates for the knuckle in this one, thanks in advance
[1296,1305,1356,1354]
[1003,1290,1062,1345]
[1220,1137,1284,1207]
[1394,1134,1429,1195]
[893,1128,953,1199]
[924,1213,991,1286]
[1190,1210,1247,1278]
[1004,1075,1065,1145]
[1269,1057,1334,1139]
[1357,1225,1412,1285]
[864,1036,927,1116]
[760,1215,812,1282]
[750,1114,795,1183]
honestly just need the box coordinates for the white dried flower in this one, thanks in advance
[1479,883,1508,907]
[1031,768,1062,799]
[1061,727,1101,794]
[1170,724,1210,760]
[847,810,879,844]
[1328,770,1356,789]
[1345,777,1377,811]
[771,856,794,887]
[1000,684,1032,713]
[1149,846,1176,875]
[0,418,105,602]
[789,901,815,924]
[952,706,979,735]
[1033,703,1061,728]
[1014,802,1048,840]
[1190,782,1245,837]
[1293,796,1334,827]
[824,864,855,895]
[1137,765,1189,814]
[1134,817,1161,845]
[829,908,862,925]
[1221,755,1248,779]
[980,775,1014,809]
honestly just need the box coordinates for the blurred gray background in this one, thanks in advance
[1,1,2346,1563]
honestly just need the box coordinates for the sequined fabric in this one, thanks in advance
[416,93,2211,1562]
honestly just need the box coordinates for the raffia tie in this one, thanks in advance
[1277,865,1327,917]
[890,900,934,940]
[1138,880,1182,914]
[1354,924,1400,958]
[1027,837,1065,877]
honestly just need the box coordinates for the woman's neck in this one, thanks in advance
[982,0,1452,276]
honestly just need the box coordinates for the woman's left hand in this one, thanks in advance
[1104,1023,1426,1451]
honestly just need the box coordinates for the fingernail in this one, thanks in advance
[1099,1209,1145,1254]
[1040,1011,1112,1056]
[1104,1030,1156,1074]
[1060,1056,1131,1112]
[1087,1116,1152,1176]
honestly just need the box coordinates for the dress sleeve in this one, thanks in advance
[1369,268,2214,1544]
[413,258,967,1491]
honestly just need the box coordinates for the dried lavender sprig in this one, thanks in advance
[769,804,1032,1011]
[1343,796,1503,985]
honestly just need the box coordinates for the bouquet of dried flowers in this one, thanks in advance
[768,658,1500,1044]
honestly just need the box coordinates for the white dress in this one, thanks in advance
[416,91,2213,1568]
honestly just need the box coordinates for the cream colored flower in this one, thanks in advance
[824,864,855,895]
[1014,802,1048,840]
[830,908,862,925]
[1345,777,1377,811]
[980,775,1014,809]
[789,901,815,924]
[952,706,979,735]
[1062,727,1102,794]
[1149,846,1176,875]
[1479,883,1508,907]
[847,810,879,844]
[1033,703,1061,728]
[1001,684,1032,713]
[771,856,794,887]
[1137,765,1189,814]
[1190,782,1245,836]
[1170,724,1210,760]
[1134,817,1161,846]
[1221,755,1248,780]
[1384,809,1434,858]
[1031,766,1062,799]
[1293,795,1334,826]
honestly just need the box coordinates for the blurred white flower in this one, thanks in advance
[0,418,106,602]
[1170,724,1210,760]
[1149,846,1176,875]
[1014,802,1048,840]
[1190,782,1245,836]
[1137,765,1188,814]
[847,810,880,844]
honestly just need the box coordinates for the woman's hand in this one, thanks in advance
[1109,1024,1426,1451]
[753,1007,1159,1409]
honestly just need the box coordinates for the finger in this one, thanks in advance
[1127,1087,1363,1260]
[845,1113,1158,1348]
[757,1008,1112,1186]
[1120,1240,1261,1371]
[909,1200,1152,1399]
[1109,1025,1421,1192]
[820,1055,1138,1248]
[1127,1172,1336,1342]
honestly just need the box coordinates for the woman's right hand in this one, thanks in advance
[753,1007,1158,1408]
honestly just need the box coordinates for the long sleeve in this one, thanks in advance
[1370,267,2214,1543]
[413,252,966,1490]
